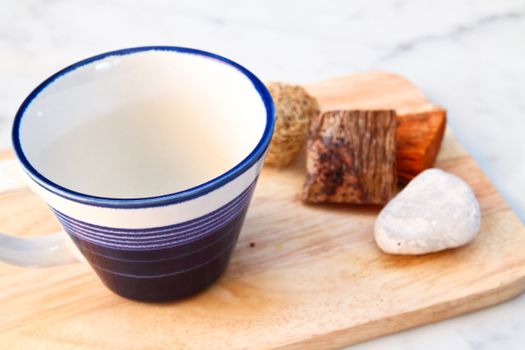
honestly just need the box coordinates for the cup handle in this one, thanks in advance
[0,159,79,267]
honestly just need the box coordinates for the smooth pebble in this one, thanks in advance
[374,168,481,255]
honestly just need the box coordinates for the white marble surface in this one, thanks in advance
[1,0,524,348]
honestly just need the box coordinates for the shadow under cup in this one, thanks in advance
[11,47,274,301]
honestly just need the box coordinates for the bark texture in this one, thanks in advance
[303,110,397,204]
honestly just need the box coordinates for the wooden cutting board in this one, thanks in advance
[1,72,525,350]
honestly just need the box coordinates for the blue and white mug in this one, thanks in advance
[0,47,274,301]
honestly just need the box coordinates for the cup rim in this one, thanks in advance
[11,46,275,209]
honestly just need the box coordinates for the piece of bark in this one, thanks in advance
[396,108,447,183]
[303,110,397,204]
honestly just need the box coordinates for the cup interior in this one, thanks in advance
[16,49,269,199]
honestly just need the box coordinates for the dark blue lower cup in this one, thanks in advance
[52,184,255,301]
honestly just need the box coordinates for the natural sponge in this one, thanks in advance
[265,82,319,167]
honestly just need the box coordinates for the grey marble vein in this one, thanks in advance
[378,9,525,61]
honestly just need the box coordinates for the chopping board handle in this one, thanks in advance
[0,159,79,268]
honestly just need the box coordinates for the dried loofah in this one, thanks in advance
[265,82,320,167]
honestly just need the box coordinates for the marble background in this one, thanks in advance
[1,0,524,348]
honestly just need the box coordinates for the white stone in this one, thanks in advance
[374,168,481,255]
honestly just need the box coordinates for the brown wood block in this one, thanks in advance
[303,110,397,204]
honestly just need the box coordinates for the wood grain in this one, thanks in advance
[1,72,525,350]
[303,109,397,204]
[396,108,447,183]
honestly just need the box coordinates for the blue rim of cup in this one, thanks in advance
[11,46,275,209]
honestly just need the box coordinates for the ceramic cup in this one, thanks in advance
[0,47,274,301]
